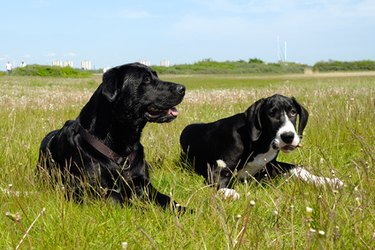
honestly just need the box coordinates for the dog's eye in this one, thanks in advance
[143,75,152,84]
[289,109,297,117]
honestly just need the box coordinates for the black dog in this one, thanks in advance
[38,63,186,210]
[180,94,343,199]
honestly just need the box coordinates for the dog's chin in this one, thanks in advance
[272,139,299,153]
[145,106,179,123]
[280,145,297,153]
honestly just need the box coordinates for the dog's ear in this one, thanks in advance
[292,97,309,138]
[151,69,158,78]
[245,98,265,141]
[101,67,121,102]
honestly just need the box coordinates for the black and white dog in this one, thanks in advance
[180,94,343,200]
[38,63,186,210]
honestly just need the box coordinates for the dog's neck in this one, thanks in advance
[106,122,145,155]
[78,92,146,156]
[251,133,277,154]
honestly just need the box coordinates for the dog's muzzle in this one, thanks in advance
[272,138,301,152]
[145,105,180,122]
[145,83,185,123]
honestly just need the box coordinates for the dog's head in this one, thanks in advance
[100,63,185,123]
[245,94,309,153]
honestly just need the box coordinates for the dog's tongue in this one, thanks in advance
[168,107,179,117]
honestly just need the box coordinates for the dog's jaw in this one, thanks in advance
[145,106,180,123]
[272,138,301,153]
[273,113,301,153]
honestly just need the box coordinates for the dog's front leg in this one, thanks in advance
[268,161,344,189]
[213,160,240,201]
[289,167,344,189]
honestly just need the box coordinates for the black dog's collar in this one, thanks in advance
[73,123,135,165]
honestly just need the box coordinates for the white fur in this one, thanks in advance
[217,188,240,201]
[237,146,278,178]
[274,113,300,149]
[238,113,300,179]
[290,167,344,189]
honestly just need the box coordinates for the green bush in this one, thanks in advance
[10,64,92,78]
[248,58,264,64]
[313,60,375,72]
[152,59,307,74]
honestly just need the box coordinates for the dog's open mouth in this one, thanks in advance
[145,105,179,122]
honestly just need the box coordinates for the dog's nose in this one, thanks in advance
[281,132,295,144]
[176,84,186,96]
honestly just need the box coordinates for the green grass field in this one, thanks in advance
[0,72,374,249]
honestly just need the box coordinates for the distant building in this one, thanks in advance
[139,60,151,66]
[102,67,110,73]
[81,60,92,70]
[52,60,73,67]
[52,60,63,67]
[64,61,74,67]
[160,60,170,67]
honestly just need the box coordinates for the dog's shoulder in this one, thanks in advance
[48,120,79,149]
[181,113,248,150]
[214,113,247,130]
[57,120,78,137]
[187,113,246,131]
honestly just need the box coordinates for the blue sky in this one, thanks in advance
[1,0,374,69]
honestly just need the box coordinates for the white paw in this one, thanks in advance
[330,177,344,189]
[217,188,240,201]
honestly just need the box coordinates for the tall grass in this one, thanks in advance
[0,73,374,249]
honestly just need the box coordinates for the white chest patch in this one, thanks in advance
[237,147,278,179]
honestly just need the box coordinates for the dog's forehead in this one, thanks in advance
[265,95,294,109]
[123,63,152,75]
[112,63,152,76]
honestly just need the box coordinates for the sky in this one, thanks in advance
[1,0,374,69]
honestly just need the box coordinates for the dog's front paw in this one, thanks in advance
[217,188,240,201]
[331,177,344,189]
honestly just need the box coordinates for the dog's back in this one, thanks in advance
[180,113,248,178]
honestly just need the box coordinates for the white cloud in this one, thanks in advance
[45,52,56,57]
[66,52,77,57]
[32,0,51,8]
[173,15,255,37]
[120,9,151,19]
[88,7,152,21]
[193,0,375,19]
[350,0,375,18]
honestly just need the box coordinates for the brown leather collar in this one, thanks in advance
[74,123,135,165]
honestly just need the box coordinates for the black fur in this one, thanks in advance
[38,63,186,210]
[180,94,308,189]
